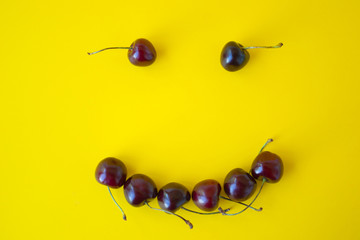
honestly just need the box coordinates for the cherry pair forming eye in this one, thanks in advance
[88,38,283,71]
[95,139,284,229]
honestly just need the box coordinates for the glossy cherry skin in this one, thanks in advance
[157,182,191,213]
[220,41,250,72]
[95,157,127,188]
[192,179,221,212]
[251,151,284,183]
[224,168,257,201]
[128,38,156,66]
[123,174,157,207]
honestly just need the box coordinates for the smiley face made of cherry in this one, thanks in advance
[90,40,284,229]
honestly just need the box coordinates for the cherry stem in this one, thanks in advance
[243,43,283,50]
[107,186,127,221]
[219,196,262,211]
[259,138,273,153]
[87,47,133,55]
[218,178,266,216]
[181,206,230,215]
[144,201,193,229]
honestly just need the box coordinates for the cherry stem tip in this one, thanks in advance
[218,207,228,215]
[186,221,193,229]
[259,138,274,153]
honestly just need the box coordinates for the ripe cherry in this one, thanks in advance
[220,42,283,71]
[192,179,221,212]
[157,182,190,213]
[95,157,128,220]
[88,38,157,66]
[123,174,157,207]
[95,157,127,188]
[251,140,284,183]
[128,38,157,66]
[223,168,257,201]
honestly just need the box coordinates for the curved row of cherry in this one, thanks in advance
[95,139,284,229]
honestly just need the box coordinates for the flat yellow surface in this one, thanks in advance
[1,0,360,239]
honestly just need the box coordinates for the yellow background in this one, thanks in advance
[1,0,360,239]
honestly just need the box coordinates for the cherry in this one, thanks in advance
[223,168,257,201]
[123,174,157,207]
[251,147,284,183]
[95,157,127,188]
[220,42,249,72]
[220,42,283,71]
[192,179,221,212]
[128,38,157,66]
[157,182,191,213]
[88,38,157,67]
[95,157,128,220]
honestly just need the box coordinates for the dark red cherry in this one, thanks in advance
[157,182,191,213]
[224,168,257,201]
[220,42,250,72]
[128,38,156,66]
[251,151,284,183]
[95,157,127,188]
[124,174,157,207]
[192,179,221,212]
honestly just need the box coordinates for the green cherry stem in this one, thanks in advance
[219,196,262,211]
[145,201,193,229]
[218,178,266,216]
[259,138,274,153]
[87,47,133,55]
[107,186,127,221]
[243,43,283,50]
[181,206,230,215]
[248,138,273,175]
